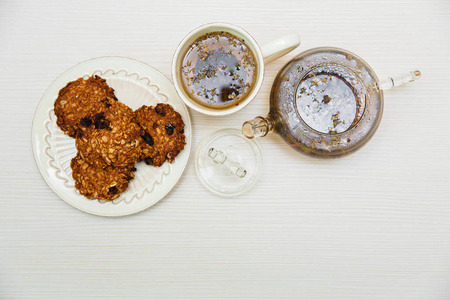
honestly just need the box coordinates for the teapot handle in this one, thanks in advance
[378,70,421,90]
[260,33,301,64]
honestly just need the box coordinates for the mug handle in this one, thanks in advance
[260,33,301,64]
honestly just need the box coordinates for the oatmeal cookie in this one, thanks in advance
[75,99,142,168]
[71,154,135,201]
[54,75,116,137]
[135,103,186,167]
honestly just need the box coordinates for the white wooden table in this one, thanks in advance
[1,0,450,298]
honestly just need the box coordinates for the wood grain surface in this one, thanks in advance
[1,0,449,299]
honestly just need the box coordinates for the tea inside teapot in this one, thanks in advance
[294,64,366,135]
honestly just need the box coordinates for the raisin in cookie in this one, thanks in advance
[75,99,142,168]
[135,103,185,167]
[71,154,135,201]
[54,75,116,138]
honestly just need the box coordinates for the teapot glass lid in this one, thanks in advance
[195,129,262,197]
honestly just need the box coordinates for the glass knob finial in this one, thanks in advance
[208,148,247,178]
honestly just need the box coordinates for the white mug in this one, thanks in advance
[172,23,301,116]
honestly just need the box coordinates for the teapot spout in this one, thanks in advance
[242,115,274,139]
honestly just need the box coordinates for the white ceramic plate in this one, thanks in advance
[32,57,192,217]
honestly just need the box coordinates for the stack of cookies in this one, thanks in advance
[54,75,185,201]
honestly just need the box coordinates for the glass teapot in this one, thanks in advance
[242,47,421,158]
